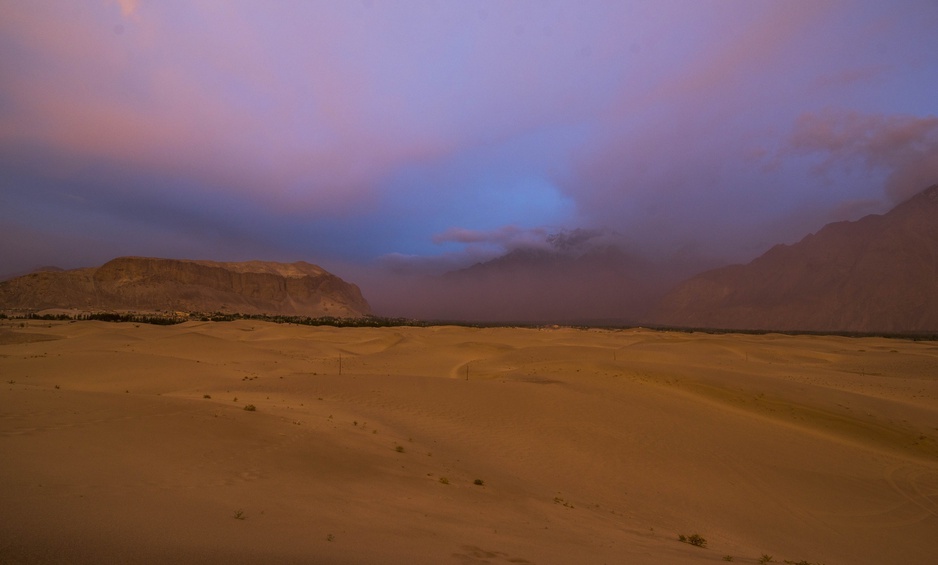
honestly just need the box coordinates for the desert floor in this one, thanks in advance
[1,320,937,564]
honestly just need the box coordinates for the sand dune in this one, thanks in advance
[2,321,937,564]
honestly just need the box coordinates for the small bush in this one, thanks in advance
[473,479,484,486]
[439,477,449,485]
[553,496,574,508]
[243,404,256,411]
[203,394,211,399]
[723,557,734,562]
[679,533,707,548]
[395,445,405,453]
[233,509,245,520]
[759,555,774,564]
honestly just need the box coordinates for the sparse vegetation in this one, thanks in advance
[84,312,184,325]
[553,496,574,508]
[395,445,405,453]
[203,394,211,399]
[439,477,449,485]
[688,534,707,547]
[190,312,428,327]
[473,479,484,486]
[759,555,774,564]
[243,404,256,411]
[678,533,707,548]
[233,509,245,520]
[7,310,938,340]
[326,533,335,542]
[723,556,734,562]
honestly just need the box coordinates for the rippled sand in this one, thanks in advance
[2,320,937,564]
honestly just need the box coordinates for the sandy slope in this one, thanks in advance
[1,321,937,564]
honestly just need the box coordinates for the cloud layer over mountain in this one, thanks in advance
[2,1,937,318]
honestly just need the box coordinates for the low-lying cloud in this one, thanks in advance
[788,110,938,203]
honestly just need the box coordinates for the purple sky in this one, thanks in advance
[2,1,937,313]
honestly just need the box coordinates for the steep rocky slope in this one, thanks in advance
[650,184,938,332]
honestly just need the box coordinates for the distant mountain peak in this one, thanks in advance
[546,227,608,252]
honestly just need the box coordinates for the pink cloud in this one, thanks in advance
[789,110,938,202]
[4,0,937,280]
[432,225,550,250]
[0,2,466,217]
[812,64,892,90]
[114,0,140,19]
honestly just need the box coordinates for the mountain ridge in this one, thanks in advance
[649,184,938,332]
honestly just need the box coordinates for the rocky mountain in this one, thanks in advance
[650,184,938,333]
[0,257,372,317]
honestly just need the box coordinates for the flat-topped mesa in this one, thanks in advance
[0,256,372,318]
